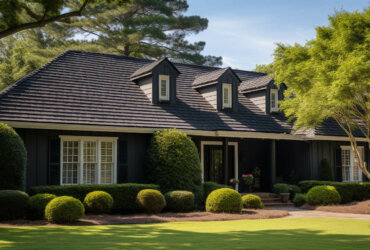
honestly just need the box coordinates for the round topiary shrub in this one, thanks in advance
[28,193,57,220]
[0,190,29,220]
[136,189,166,214]
[206,188,242,213]
[293,193,307,207]
[0,123,27,190]
[242,194,264,209]
[165,191,195,212]
[84,191,114,213]
[289,185,302,200]
[145,129,202,200]
[273,183,290,194]
[45,196,85,223]
[307,185,341,205]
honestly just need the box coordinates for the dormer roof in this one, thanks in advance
[192,67,241,89]
[239,75,273,93]
[130,57,180,81]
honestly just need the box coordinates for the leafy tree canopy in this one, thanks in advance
[253,63,273,74]
[273,8,370,179]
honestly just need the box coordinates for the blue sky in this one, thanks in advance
[186,0,369,70]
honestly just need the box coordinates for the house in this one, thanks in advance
[0,50,368,191]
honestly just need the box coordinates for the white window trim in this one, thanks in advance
[159,75,170,101]
[340,145,364,182]
[222,83,232,109]
[200,141,238,191]
[60,136,118,185]
[270,89,279,113]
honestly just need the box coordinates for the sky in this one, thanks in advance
[185,0,369,70]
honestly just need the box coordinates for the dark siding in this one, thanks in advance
[152,60,179,104]
[335,147,342,181]
[49,137,60,185]
[217,70,240,112]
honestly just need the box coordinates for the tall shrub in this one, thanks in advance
[0,123,27,190]
[145,129,202,198]
[319,158,334,181]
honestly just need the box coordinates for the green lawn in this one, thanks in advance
[0,218,369,249]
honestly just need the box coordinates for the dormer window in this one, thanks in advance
[159,75,170,101]
[270,89,278,112]
[222,83,232,108]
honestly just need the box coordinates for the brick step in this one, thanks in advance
[264,202,294,207]
[261,197,282,203]
[241,192,279,198]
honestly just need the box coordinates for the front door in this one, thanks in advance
[203,145,235,185]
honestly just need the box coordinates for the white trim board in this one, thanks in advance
[200,141,239,191]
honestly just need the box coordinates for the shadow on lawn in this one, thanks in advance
[0,223,369,250]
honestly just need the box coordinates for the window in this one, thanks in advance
[222,83,232,108]
[340,146,364,182]
[60,136,117,185]
[270,89,279,112]
[159,75,170,101]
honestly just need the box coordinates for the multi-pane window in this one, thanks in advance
[341,146,364,182]
[270,89,278,112]
[60,136,117,185]
[222,83,232,108]
[159,75,170,101]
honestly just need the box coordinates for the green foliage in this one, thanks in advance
[30,183,159,213]
[307,185,341,205]
[299,180,370,203]
[0,123,27,190]
[289,185,302,200]
[165,191,194,212]
[136,189,166,214]
[27,193,57,220]
[272,8,370,179]
[83,191,113,214]
[45,196,85,223]
[241,194,264,209]
[146,129,202,200]
[273,183,290,194]
[205,188,242,213]
[293,193,307,207]
[253,63,273,74]
[319,158,334,181]
[201,182,231,205]
[0,190,29,221]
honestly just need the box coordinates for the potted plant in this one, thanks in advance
[242,174,254,192]
[273,183,290,203]
[229,178,239,190]
[252,167,261,191]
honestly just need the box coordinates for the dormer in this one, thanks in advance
[130,58,180,104]
[192,67,241,112]
[239,75,286,114]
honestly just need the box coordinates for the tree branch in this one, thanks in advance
[0,0,90,39]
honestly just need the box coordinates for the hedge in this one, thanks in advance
[30,183,159,213]
[0,190,29,220]
[28,193,57,220]
[299,180,370,203]
[137,189,166,214]
[0,123,27,190]
[202,182,231,204]
[307,185,341,205]
[165,191,194,212]
[45,196,85,223]
[84,191,113,214]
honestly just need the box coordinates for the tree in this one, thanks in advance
[273,8,370,179]
[70,0,222,65]
[253,63,273,74]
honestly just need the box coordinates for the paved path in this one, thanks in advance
[268,206,370,220]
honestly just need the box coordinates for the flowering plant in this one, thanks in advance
[242,174,254,185]
[229,178,239,184]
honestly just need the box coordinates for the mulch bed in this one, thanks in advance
[301,200,370,214]
[0,209,289,227]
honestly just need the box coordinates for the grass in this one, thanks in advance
[0,218,369,249]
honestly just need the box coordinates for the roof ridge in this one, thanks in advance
[0,50,71,98]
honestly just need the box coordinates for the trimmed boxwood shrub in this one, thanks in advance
[293,193,307,207]
[84,191,113,214]
[202,182,231,204]
[145,129,202,200]
[0,123,27,190]
[289,185,302,200]
[307,185,341,205]
[165,191,194,212]
[0,190,29,220]
[45,196,85,223]
[28,193,57,220]
[30,183,159,213]
[299,180,370,203]
[136,189,166,214]
[273,183,290,194]
[319,158,334,181]
[242,194,264,209]
[206,188,242,213]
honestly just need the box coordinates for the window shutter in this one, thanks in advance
[117,140,128,183]
[334,147,342,182]
[48,138,61,185]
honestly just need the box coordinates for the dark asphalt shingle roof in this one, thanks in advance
[130,57,180,80]
[239,75,273,93]
[192,67,241,88]
[0,50,345,137]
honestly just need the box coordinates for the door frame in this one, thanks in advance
[200,141,239,190]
